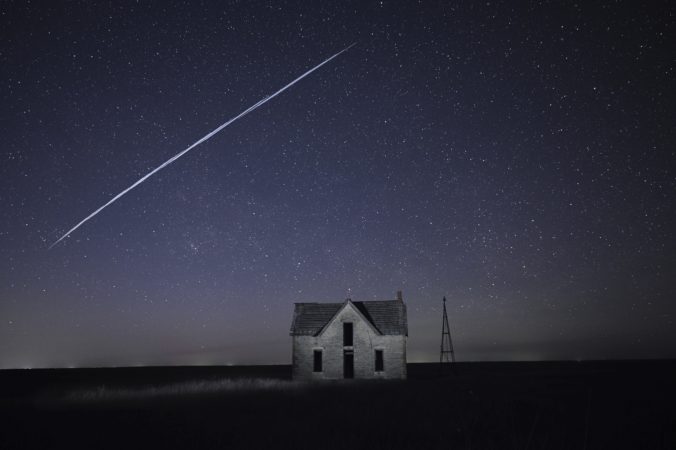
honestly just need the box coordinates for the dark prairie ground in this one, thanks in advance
[1,361,675,449]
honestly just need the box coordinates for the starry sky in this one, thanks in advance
[1,1,675,368]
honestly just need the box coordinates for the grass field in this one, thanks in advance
[1,361,674,449]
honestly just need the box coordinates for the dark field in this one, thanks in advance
[1,361,675,449]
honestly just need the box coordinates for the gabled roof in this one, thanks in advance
[290,299,407,337]
[315,300,382,337]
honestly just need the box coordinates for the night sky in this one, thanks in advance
[2,1,675,368]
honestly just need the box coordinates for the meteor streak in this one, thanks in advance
[50,43,356,249]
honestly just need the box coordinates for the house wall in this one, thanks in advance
[292,303,407,380]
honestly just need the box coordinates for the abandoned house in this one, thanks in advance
[289,291,408,380]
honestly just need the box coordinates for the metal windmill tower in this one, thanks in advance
[440,296,456,372]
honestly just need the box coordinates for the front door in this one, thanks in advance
[343,351,354,379]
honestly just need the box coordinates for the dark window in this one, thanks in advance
[313,350,323,372]
[375,350,384,372]
[343,322,353,346]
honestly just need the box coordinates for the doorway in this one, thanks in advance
[343,350,354,379]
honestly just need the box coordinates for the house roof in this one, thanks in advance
[290,299,408,336]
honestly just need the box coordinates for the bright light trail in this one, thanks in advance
[50,43,356,249]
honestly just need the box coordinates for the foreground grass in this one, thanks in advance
[1,362,674,449]
[66,377,302,403]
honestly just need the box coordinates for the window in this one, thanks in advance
[343,322,353,346]
[313,350,323,372]
[375,350,384,372]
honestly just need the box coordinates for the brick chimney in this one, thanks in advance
[396,290,403,302]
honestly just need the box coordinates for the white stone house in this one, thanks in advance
[290,291,408,380]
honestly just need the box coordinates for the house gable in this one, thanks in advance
[290,299,407,336]
[315,300,382,338]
